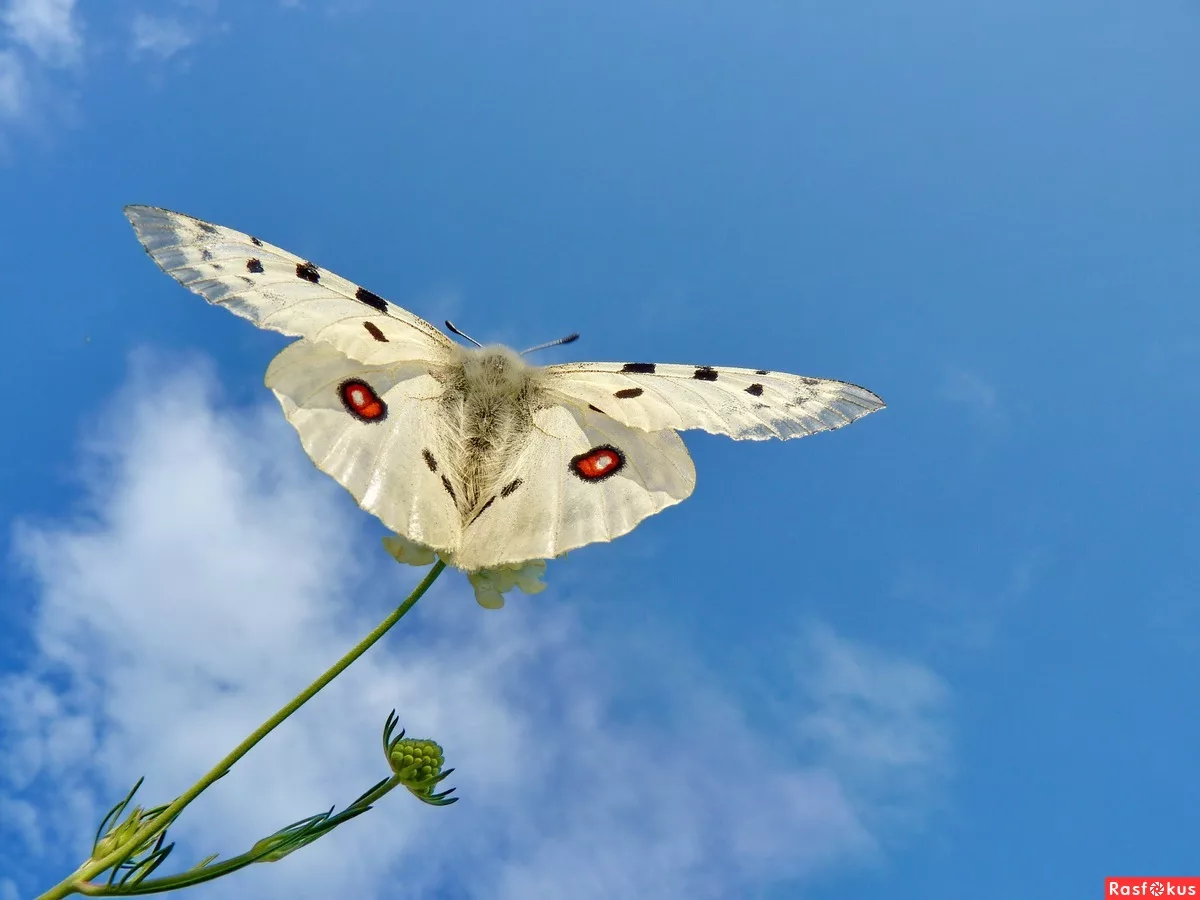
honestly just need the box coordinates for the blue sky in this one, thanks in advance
[2,1,1198,897]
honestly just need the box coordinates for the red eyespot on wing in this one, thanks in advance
[339,379,387,422]
[570,445,625,481]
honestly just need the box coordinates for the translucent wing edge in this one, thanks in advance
[543,362,885,440]
[123,205,454,353]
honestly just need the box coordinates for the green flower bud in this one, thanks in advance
[389,737,445,788]
[382,712,458,806]
[92,806,148,860]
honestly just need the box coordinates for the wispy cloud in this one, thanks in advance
[941,365,1006,430]
[131,13,194,60]
[0,49,24,118]
[795,625,951,826]
[0,3,211,141]
[0,0,79,131]
[891,550,1044,657]
[1,357,949,898]
[2,0,80,66]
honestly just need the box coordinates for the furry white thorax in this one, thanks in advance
[436,344,548,519]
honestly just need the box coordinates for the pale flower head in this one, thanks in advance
[381,534,548,609]
[381,533,438,566]
[464,560,547,609]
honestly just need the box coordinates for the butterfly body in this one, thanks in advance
[434,343,545,522]
[126,205,885,571]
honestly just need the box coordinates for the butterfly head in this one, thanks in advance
[454,343,539,397]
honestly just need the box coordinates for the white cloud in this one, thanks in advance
[1,357,949,898]
[1,0,80,66]
[0,49,24,118]
[794,625,951,828]
[131,13,194,60]
[0,0,78,138]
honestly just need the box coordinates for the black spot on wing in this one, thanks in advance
[246,258,264,273]
[501,478,523,498]
[441,475,458,505]
[201,249,213,261]
[468,496,496,526]
[251,236,263,247]
[745,383,764,396]
[693,366,719,381]
[588,404,606,414]
[355,286,388,312]
[422,449,438,472]
[363,321,388,342]
[622,363,656,374]
[614,387,644,399]
[755,369,770,376]
[296,261,320,283]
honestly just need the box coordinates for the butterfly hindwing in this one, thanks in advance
[124,206,453,366]
[543,362,885,440]
[453,403,696,570]
[265,340,461,555]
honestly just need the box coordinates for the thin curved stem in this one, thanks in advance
[35,560,447,900]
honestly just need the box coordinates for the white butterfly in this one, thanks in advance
[125,206,885,572]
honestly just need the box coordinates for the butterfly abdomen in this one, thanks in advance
[437,345,546,520]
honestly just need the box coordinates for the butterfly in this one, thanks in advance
[125,206,885,573]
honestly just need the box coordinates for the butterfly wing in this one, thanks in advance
[125,206,883,569]
[453,404,696,570]
[124,205,454,366]
[542,362,884,440]
[265,339,461,556]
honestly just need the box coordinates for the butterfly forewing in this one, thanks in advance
[543,362,885,440]
[124,205,453,366]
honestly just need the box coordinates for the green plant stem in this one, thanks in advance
[35,559,447,900]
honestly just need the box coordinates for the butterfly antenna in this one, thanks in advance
[520,333,580,355]
[445,320,483,348]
